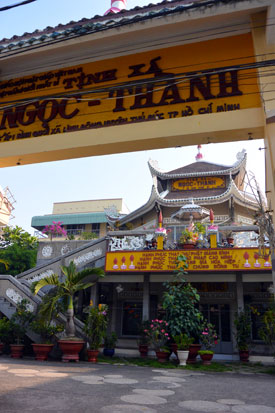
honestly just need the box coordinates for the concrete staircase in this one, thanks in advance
[0,237,107,342]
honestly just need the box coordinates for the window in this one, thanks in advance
[66,224,85,235]
[91,223,100,236]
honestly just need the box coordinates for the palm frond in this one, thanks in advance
[71,267,104,284]
[73,282,95,294]
[38,294,62,323]
[60,261,76,283]
[34,273,60,295]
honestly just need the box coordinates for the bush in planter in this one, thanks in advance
[33,262,105,362]
[198,322,219,365]
[33,261,105,338]
[103,332,118,357]
[179,222,206,245]
[145,319,171,363]
[162,254,204,342]
[83,304,108,362]
[0,317,12,354]
[234,307,252,356]
[200,322,219,351]
[259,304,275,360]
[137,320,151,357]
[9,299,34,358]
[30,319,64,361]
[174,334,194,351]
[174,333,194,366]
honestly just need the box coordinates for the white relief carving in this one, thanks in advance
[109,236,145,251]
[28,269,54,283]
[61,244,71,255]
[42,245,53,258]
[72,248,102,266]
[6,288,34,312]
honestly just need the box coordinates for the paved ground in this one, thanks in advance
[0,357,274,412]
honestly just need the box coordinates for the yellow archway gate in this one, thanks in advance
[0,1,273,206]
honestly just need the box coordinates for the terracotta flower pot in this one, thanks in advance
[87,349,100,363]
[199,352,214,365]
[155,350,170,363]
[10,344,24,359]
[239,350,249,363]
[187,344,201,364]
[58,339,84,362]
[170,343,178,356]
[139,344,148,358]
[32,343,53,361]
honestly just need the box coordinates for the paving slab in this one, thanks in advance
[0,357,274,412]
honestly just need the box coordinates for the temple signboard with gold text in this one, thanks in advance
[105,249,271,273]
[172,176,226,191]
[0,33,260,144]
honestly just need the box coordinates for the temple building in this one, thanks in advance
[116,146,259,247]
[102,147,272,357]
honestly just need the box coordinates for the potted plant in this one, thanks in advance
[83,304,108,363]
[163,254,204,363]
[9,299,34,358]
[103,332,118,357]
[137,320,150,357]
[259,304,275,360]
[0,317,12,355]
[146,319,171,363]
[174,334,194,366]
[179,222,206,249]
[234,307,252,362]
[33,261,104,362]
[30,319,64,361]
[198,322,219,365]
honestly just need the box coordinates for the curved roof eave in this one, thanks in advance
[152,177,259,209]
[148,151,247,179]
[118,186,157,225]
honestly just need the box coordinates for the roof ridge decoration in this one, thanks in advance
[105,0,127,16]
[0,0,224,55]
[148,149,247,179]
[195,144,203,162]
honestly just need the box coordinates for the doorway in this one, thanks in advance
[200,303,233,354]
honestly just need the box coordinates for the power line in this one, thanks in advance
[1,58,275,111]
[0,0,37,12]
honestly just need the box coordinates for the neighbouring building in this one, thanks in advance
[32,198,130,239]
[0,186,15,228]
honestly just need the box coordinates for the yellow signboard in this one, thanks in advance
[172,176,226,191]
[0,33,260,143]
[105,249,271,273]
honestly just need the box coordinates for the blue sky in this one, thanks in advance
[0,0,265,233]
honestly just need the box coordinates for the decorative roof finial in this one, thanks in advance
[195,144,203,162]
[104,0,127,15]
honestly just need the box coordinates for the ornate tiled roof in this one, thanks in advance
[0,0,225,55]
[167,161,230,175]
[148,149,247,179]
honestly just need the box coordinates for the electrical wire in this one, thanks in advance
[0,0,38,12]
[1,58,275,112]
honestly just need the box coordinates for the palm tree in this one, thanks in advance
[33,261,104,338]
